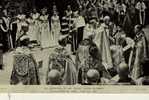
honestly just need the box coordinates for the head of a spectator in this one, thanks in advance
[0,5,2,12]
[64,10,67,16]
[53,4,57,11]
[103,16,110,25]
[32,7,37,13]
[2,9,8,17]
[79,5,82,11]
[117,62,129,79]
[117,24,126,39]
[134,24,143,34]
[120,10,125,15]
[53,10,58,16]
[47,69,61,85]
[87,69,100,85]
[41,7,47,15]
[18,8,24,15]
[89,17,98,28]
[67,5,71,11]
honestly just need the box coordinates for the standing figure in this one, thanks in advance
[27,8,40,44]
[93,16,113,70]
[0,11,3,69]
[70,11,78,54]
[76,11,86,45]
[115,1,126,25]
[123,4,136,38]
[16,23,29,47]
[66,5,73,17]
[95,0,104,19]
[16,12,27,43]
[51,10,61,46]
[0,9,11,52]
[129,25,149,80]
[39,8,51,48]
[70,11,85,54]
[83,17,98,40]
[10,13,18,48]
[135,0,146,26]
[61,11,70,35]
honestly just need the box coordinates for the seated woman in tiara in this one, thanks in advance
[76,39,111,85]
[46,35,77,85]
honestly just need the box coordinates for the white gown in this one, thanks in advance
[51,15,61,46]
[27,13,40,42]
[39,15,52,48]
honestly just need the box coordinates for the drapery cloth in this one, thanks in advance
[10,50,40,85]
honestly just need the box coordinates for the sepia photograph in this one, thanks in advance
[0,0,149,90]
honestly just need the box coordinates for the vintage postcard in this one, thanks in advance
[0,0,149,93]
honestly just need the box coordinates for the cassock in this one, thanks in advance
[129,31,149,80]
[0,16,10,52]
